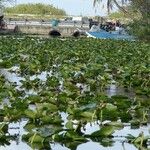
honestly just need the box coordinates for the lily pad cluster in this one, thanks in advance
[0,36,149,149]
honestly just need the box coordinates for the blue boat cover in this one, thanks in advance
[87,30,135,40]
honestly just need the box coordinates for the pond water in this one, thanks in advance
[0,117,150,150]
[0,68,149,150]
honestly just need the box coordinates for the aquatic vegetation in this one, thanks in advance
[0,36,149,149]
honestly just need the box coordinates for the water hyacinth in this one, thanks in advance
[0,36,149,150]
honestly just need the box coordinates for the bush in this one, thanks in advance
[5,3,66,16]
[129,18,150,41]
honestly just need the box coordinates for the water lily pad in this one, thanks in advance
[0,123,8,133]
[28,133,45,143]
[91,126,115,137]
[65,121,74,130]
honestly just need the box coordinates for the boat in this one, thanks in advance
[86,27,135,40]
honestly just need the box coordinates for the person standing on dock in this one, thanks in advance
[51,19,59,29]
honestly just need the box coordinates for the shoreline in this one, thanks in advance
[0,24,89,36]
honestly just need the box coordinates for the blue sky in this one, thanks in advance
[8,0,110,16]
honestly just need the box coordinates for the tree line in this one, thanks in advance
[5,3,66,16]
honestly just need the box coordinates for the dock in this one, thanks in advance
[0,21,89,36]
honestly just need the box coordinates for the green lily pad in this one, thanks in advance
[28,133,45,144]
[65,121,74,130]
[91,126,115,137]
[24,109,37,119]
[0,123,8,133]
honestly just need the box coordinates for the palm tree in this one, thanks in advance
[93,0,128,14]
[93,0,150,18]
[131,0,150,18]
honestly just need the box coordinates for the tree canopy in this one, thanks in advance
[93,0,150,18]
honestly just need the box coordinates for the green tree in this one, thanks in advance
[5,3,66,16]
[93,0,128,14]
[93,0,150,18]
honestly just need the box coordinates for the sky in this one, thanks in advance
[7,0,111,16]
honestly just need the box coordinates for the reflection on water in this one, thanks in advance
[0,68,25,86]
[0,118,149,150]
[106,84,135,98]
[0,68,135,98]
[0,111,149,150]
[0,119,31,150]
[0,68,149,150]
[77,141,137,150]
[51,143,70,150]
